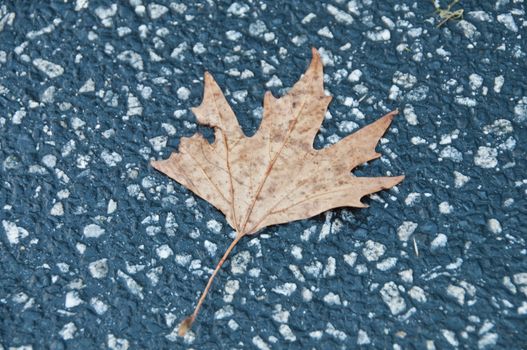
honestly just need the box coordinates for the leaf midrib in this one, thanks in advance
[239,94,308,234]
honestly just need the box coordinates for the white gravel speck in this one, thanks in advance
[440,146,463,162]
[148,3,168,19]
[266,75,282,88]
[363,240,386,262]
[431,233,448,250]
[403,104,418,125]
[514,97,527,122]
[442,329,459,347]
[337,120,359,134]
[455,96,477,107]
[302,288,313,302]
[95,4,117,23]
[79,79,95,93]
[447,284,465,305]
[90,297,108,315]
[252,336,271,350]
[117,50,143,70]
[393,71,417,89]
[468,11,492,22]
[59,322,77,340]
[206,219,222,233]
[302,13,316,24]
[304,260,323,277]
[366,28,391,41]
[478,332,498,349]
[457,20,479,39]
[170,42,188,60]
[474,146,498,168]
[326,5,353,24]
[76,243,86,254]
[487,219,502,234]
[388,85,400,100]
[227,2,250,17]
[149,136,167,152]
[357,329,371,345]
[483,119,512,136]
[272,304,290,323]
[177,87,191,100]
[89,259,109,278]
[291,245,302,260]
[380,282,406,315]
[204,240,217,256]
[518,302,527,315]
[288,265,305,282]
[193,42,206,54]
[347,69,362,83]
[325,322,347,340]
[343,252,357,267]
[156,244,173,259]
[71,117,85,130]
[376,257,397,271]
[224,279,240,303]
[83,224,105,238]
[226,30,242,41]
[214,305,233,319]
[41,86,56,103]
[439,202,453,214]
[399,269,414,283]
[101,150,122,166]
[397,221,418,241]
[231,250,251,274]
[323,256,336,277]
[408,286,427,303]
[175,254,191,266]
[33,58,64,78]
[454,171,470,188]
[118,270,144,299]
[75,0,89,11]
[249,20,267,37]
[49,202,64,216]
[279,324,296,341]
[323,292,341,305]
[2,220,29,244]
[406,85,429,101]
[232,90,247,102]
[61,140,76,157]
[228,319,239,330]
[497,13,518,32]
[127,94,142,116]
[107,199,117,214]
[309,330,323,339]
[405,192,421,206]
[513,273,527,286]
[65,291,83,308]
[107,334,129,350]
[272,283,297,296]
[117,26,131,37]
[42,154,57,169]
[469,73,483,90]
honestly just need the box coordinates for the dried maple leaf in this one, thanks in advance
[151,48,404,335]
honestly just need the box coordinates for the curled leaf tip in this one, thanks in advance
[178,316,194,337]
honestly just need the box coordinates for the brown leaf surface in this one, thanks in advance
[151,48,404,334]
[152,49,403,235]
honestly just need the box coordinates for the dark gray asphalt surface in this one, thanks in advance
[1,0,526,349]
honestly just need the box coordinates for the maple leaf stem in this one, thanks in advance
[179,232,245,336]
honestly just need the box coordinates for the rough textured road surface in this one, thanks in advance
[1,0,526,349]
